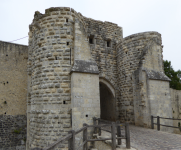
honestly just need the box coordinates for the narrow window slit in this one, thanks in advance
[89,35,94,44]
[106,39,111,47]
[107,41,110,47]
[63,101,66,104]
[66,19,68,22]
[67,42,69,46]
[90,38,93,43]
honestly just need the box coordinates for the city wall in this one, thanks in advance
[0,41,28,149]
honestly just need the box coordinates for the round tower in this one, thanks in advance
[116,31,162,123]
[27,7,74,149]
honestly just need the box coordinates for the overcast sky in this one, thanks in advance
[0,0,180,71]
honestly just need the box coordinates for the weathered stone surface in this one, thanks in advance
[170,88,181,134]
[71,60,99,74]
[146,70,171,81]
[0,41,28,115]
[0,115,27,150]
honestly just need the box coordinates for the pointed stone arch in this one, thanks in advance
[99,78,116,97]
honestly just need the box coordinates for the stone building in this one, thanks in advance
[0,7,181,150]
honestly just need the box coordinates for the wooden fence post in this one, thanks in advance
[98,119,101,136]
[116,121,122,145]
[68,130,75,150]
[111,122,116,150]
[125,122,130,149]
[151,115,154,129]
[83,123,88,150]
[157,116,160,131]
[93,117,97,134]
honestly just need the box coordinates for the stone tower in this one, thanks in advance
[27,7,74,149]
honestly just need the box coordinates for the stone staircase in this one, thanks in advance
[91,131,137,150]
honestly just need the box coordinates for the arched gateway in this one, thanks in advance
[99,78,116,121]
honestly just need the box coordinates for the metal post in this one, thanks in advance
[68,130,75,150]
[125,122,130,149]
[83,123,88,150]
[116,121,122,145]
[151,115,154,129]
[157,116,160,131]
[111,122,116,150]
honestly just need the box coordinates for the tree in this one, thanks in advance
[177,70,181,80]
[163,60,181,90]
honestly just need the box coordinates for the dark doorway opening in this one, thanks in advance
[89,35,94,44]
[100,82,116,121]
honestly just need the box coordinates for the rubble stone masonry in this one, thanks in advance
[0,41,28,149]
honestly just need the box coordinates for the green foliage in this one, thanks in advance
[13,128,22,134]
[3,101,7,104]
[163,60,181,90]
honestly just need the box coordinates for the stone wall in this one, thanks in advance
[0,41,28,150]
[170,88,181,134]
[148,80,173,132]
[0,115,27,150]
[83,17,123,120]
[70,16,100,149]
[0,41,28,115]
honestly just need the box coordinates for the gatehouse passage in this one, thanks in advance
[100,82,116,121]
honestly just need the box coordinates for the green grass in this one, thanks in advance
[13,129,22,134]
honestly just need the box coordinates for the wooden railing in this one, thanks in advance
[93,117,130,149]
[151,115,181,131]
[43,118,131,150]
